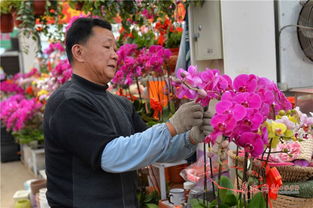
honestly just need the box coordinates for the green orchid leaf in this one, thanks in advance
[248,192,266,208]
[190,199,206,208]
[144,193,154,203]
[219,204,230,208]
[209,199,217,208]
[218,176,234,203]
[224,193,237,206]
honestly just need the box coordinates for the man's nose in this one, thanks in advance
[111,50,118,60]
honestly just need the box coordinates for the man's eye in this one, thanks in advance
[104,46,110,49]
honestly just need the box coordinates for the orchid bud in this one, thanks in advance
[207,151,215,158]
[215,135,223,144]
[278,110,285,116]
[212,143,219,152]
[220,153,227,160]
[221,140,229,149]
[197,89,208,98]
[180,71,187,78]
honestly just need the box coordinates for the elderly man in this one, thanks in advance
[44,17,212,208]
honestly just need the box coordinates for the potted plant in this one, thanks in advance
[16,0,64,54]
[0,0,20,33]
[33,0,46,16]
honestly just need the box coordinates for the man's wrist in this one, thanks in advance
[188,133,197,145]
[166,122,177,137]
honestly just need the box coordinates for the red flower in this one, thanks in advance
[25,86,33,95]
[157,34,165,46]
[150,98,163,120]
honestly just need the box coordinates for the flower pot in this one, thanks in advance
[30,179,46,195]
[168,164,187,184]
[75,1,84,10]
[33,0,46,16]
[12,12,22,28]
[166,48,179,73]
[0,13,14,33]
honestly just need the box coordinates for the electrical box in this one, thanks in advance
[190,0,223,61]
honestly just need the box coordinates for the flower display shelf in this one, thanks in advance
[152,160,187,200]
[20,144,45,176]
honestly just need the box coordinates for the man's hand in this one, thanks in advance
[168,101,203,135]
[189,111,213,144]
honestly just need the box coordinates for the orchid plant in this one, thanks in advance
[172,65,296,208]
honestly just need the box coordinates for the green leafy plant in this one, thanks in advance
[0,0,21,14]
[17,0,64,54]
[13,127,44,145]
[165,30,182,49]
[137,190,160,208]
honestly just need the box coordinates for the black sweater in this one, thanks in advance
[44,74,147,208]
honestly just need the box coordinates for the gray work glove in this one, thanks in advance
[169,101,203,134]
[189,111,213,144]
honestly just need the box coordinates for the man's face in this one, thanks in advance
[81,26,118,85]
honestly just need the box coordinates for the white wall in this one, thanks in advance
[220,0,277,81]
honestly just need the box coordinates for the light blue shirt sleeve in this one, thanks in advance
[101,123,197,173]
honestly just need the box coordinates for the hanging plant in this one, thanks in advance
[16,0,64,54]
[0,0,21,33]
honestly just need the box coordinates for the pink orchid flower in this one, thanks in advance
[233,74,258,92]
[236,132,264,157]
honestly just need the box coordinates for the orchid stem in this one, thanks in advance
[243,151,249,208]
[236,146,241,200]
[203,142,207,206]
[265,139,273,208]
[208,143,216,200]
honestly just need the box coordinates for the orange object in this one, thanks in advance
[159,200,183,208]
[265,165,282,208]
[174,2,186,23]
[148,80,169,120]
[287,96,296,108]
[26,86,33,95]
[168,164,188,184]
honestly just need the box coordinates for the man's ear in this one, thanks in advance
[72,44,85,63]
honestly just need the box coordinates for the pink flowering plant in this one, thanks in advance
[112,44,171,86]
[0,94,44,144]
[172,65,296,207]
[172,66,292,157]
[112,44,175,127]
[0,42,72,145]
[32,41,72,102]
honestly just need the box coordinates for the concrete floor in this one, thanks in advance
[1,161,38,208]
